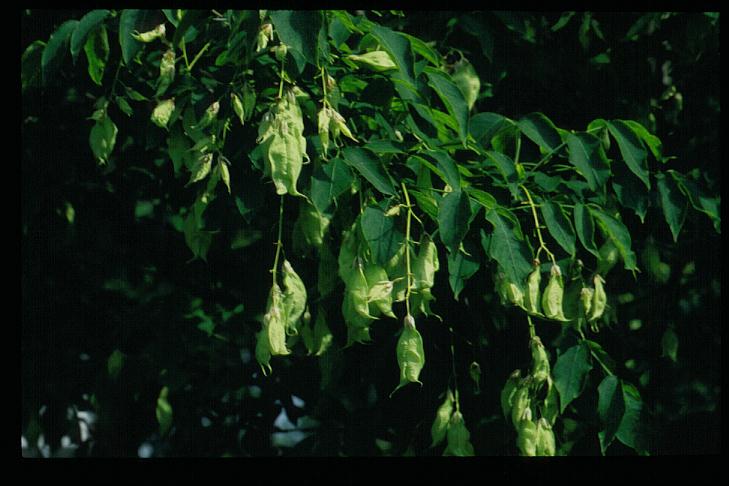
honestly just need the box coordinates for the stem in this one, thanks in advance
[527,315,536,339]
[277,58,286,99]
[109,61,123,97]
[187,41,211,72]
[271,195,285,286]
[520,184,557,266]
[401,182,414,318]
[449,323,460,413]
[514,134,522,165]
[526,141,567,176]
[181,38,190,70]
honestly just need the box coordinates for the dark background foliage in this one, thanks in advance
[21,10,720,457]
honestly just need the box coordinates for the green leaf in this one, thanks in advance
[553,342,593,414]
[540,200,576,256]
[597,375,625,454]
[41,20,79,85]
[622,120,665,163]
[70,9,109,61]
[21,40,45,93]
[84,25,109,86]
[565,132,610,192]
[590,208,638,272]
[469,112,506,147]
[483,208,533,284]
[447,245,480,300]
[369,23,417,89]
[655,172,687,242]
[438,190,472,253]
[485,150,518,189]
[119,10,154,66]
[612,165,650,223]
[615,382,651,455]
[342,147,395,195]
[269,10,323,67]
[573,203,600,258]
[172,10,204,48]
[466,188,497,211]
[585,339,617,375]
[361,205,405,266]
[518,112,562,152]
[424,67,469,146]
[403,33,441,66]
[310,158,354,214]
[426,150,461,190]
[607,120,650,189]
[670,171,720,233]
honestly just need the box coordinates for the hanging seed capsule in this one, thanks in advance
[524,263,542,315]
[500,369,522,419]
[273,43,288,61]
[317,107,331,154]
[132,23,166,43]
[157,48,175,96]
[256,23,273,52]
[580,287,594,318]
[588,274,607,322]
[516,418,538,456]
[255,329,273,376]
[151,98,175,129]
[430,389,454,448]
[443,411,475,456]
[329,108,358,142]
[281,260,307,335]
[391,316,424,394]
[535,418,556,456]
[231,93,245,125]
[511,383,531,428]
[530,336,550,385]
[541,264,568,321]
[264,283,290,356]
[194,101,220,130]
[347,51,397,72]
[596,239,620,275]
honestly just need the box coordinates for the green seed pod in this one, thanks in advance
[500,370,522,418]
[187,152,213,185]
[535,418,556,456]
[506,281,525,308]
[281,260,307,335]
[443,411,475,456]
[580,287,594,318]
[364,264,395,318]
[541,264,568,321]
[293,202,330,253]
[151,98,175,129]
[231,93,245,125]
[132,23,166,43]
[317,107,331,154]
[264,283,290,356]
[338,224,359,283]
[516,419,538,456]
[329,108,358,143]
[273,43,288,61]
[511,383,531,428]
[411,235,439,316]
[347,51,397,72]
[255,329,273,375]
[256,23,273,52]
[194,101,220,130]
[157,48,175,96]
[530,336,550,385]
[218,157,231,194]
[588,274,607,322]
[539,378,559,426]
[392,317,425,394]
[430,389,454,448]
[524,264,542,315]
[344,265,374,320]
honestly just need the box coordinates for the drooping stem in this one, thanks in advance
[401,182,414,318]
[449,323,461,413]
[527,141,567,176]
[187,41,211,72]
[271,195,285,286]
[520,184,557,266]
[277,57,286,99]
[527,314,536,339]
